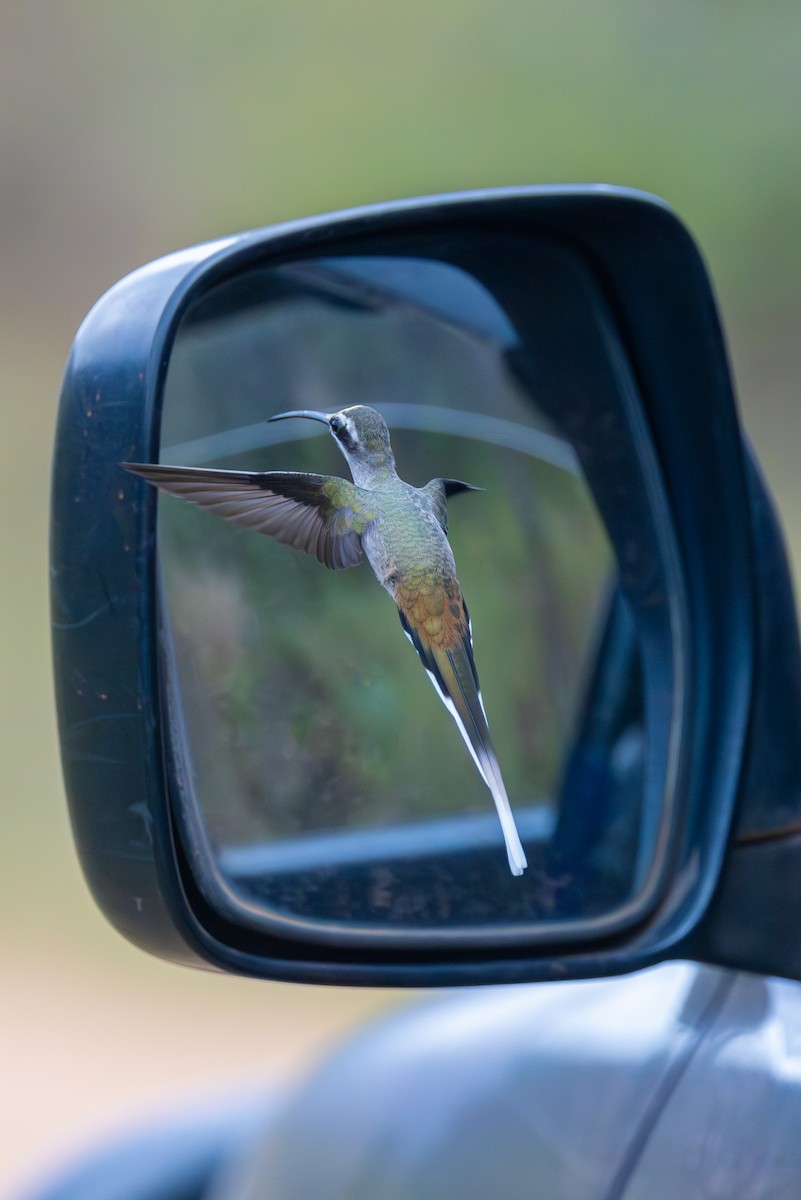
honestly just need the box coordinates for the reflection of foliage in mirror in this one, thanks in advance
[159,275,612,849]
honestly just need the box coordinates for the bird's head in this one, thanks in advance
[269,404,396,486]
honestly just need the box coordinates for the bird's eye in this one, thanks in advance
[329,415,344,436]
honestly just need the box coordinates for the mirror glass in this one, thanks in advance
[155,249,663,938]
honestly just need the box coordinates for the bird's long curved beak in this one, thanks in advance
[268,409,331,425]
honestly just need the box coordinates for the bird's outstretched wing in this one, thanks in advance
[421,478,482,534]
[396,582,528,876]
[124,463,374,570]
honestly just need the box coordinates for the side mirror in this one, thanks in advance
[51,187,790,985]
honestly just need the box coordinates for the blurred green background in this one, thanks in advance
[4,2,801,1191]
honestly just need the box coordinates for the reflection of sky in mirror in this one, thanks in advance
[309,256,520,346]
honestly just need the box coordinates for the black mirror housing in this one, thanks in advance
[51,186,785,985]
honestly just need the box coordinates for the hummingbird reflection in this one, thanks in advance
[126,405,527,876]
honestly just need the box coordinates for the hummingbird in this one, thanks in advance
[125,405,528,876]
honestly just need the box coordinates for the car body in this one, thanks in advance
[34,963,801,1198]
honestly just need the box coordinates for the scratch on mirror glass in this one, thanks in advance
[67,712,139,732]
[51,601,113,630]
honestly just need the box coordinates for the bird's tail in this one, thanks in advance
[398,608,527,876]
